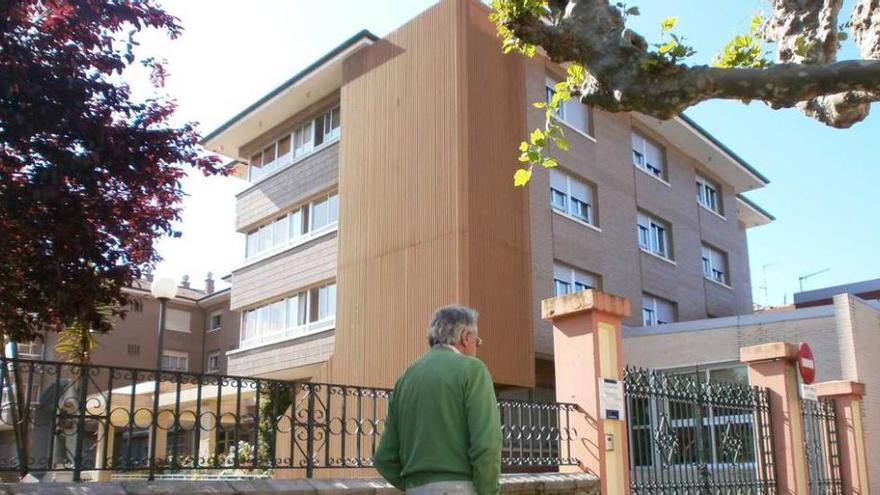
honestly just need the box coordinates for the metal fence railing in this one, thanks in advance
[0,357,577,481]
[624,366,777,495]
[802,398,843,495]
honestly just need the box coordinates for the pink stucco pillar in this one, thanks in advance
[740,342,809,495]
[542,289,631,495]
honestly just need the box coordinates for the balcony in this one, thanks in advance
[237,316,335,352]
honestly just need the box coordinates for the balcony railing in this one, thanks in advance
[0,357,578,481]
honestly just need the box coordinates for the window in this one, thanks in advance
[130,299,143,312]
[631,132,665,180]
[16,341,43,358]
[164,308,191,333]
[549,169,597,226]
[696,174,722,214]
[553,263,599,297]
[642,294,676,326]
[248,105,341,182]
[209,311,223,331]
[241,281,337,348]
[701,244,729,285]
[165,429,193,457]
[207,351,221,373]
[546,77,591,135]
[127,344,140,356]
[161,351,189,371]
[637,212,672,259]
[244,193,339,260]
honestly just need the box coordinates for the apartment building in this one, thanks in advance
[201,0,772,390]
[17,274,239,375]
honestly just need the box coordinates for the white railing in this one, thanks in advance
[238,317,335,351]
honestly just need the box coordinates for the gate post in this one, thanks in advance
[542,289,630,495]
[740,342,809,495]
[815,380,870,494]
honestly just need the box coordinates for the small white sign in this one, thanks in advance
[599,378,625,421]
[801,384,818,402]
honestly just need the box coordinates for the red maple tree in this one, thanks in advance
[0,1,227,341]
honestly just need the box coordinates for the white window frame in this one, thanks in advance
[549,169,597,227]
[637,212,672,259]
[161,351,189,372]
[701,244,729,285]
[244,192,339,263]
[206,351,221,373]
[545,77,592,138]
[247,105,341,184]
[208,310,223,332]
[553,263,599,297]
[239,281,337,350]
[631,132,666,181]
[696,173,722,215]
[16,341,43,358]
[642,294,676,326]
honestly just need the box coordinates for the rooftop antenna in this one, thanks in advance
[798,268,830,292]
[758,263,774,306]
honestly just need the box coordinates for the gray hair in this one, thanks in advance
[428,305,479,346]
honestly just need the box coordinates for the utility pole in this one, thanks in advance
[798,268,830,292]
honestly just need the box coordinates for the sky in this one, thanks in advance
[142,0,879,306]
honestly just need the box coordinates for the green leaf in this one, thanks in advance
[658,40,677,54]
[513,168,532,187]
[626,6,640,16]
[542,157,558,168]
[530,128,545,146]
[518,152,531,162]
[533,101,546,109]
[555,137,570,151]
[660,16,678,32]
[519,141,529,152]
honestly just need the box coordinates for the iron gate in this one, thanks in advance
[624,366,776,495]
[802,398,843,494]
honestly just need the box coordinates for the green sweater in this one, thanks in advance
[374,346,502,495]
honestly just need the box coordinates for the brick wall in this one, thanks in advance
[226,330,335,378]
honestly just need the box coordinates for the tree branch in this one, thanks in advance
[500,0,880,128]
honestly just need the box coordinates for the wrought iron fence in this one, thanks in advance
[0,357,577,481]
[624,366,776,495]
[802,398,842,495]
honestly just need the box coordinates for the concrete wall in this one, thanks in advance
[622,305,841,380]
[3,473,599,494]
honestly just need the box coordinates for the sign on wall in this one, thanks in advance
[599,378,624,420]
[798,342,816,384]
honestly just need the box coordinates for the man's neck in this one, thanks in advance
[439,344,462,354]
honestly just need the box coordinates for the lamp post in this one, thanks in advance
[148,276,178,480]
[150,277,179,371]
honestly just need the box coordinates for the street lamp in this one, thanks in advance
[148,276,177,480]
[150,277,178,371]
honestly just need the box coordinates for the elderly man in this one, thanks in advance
[374,305,501,495]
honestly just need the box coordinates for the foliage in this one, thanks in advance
[514,64,585,186]
[713,15,770,69]
[653,16,696,64]
[0,1,228,342]
[53,307,111,364]
[488,0,548,57]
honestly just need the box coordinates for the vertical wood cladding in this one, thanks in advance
[327,0,533,389]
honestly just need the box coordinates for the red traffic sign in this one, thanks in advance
[798,342,816,384]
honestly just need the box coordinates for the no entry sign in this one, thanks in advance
[798,342,816,384]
